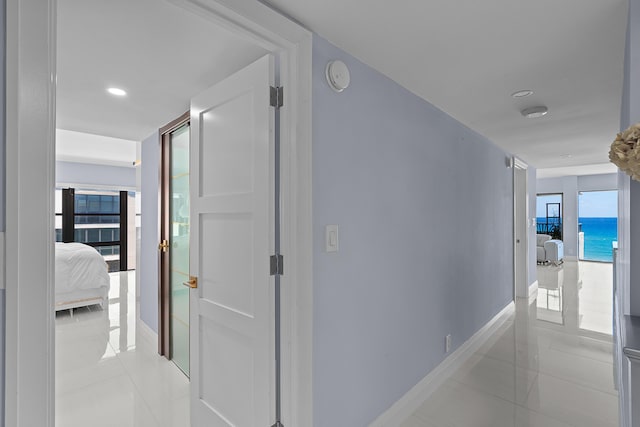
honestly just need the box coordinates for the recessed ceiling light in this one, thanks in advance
[107,87,127,96]
[521,106,548,118]
[511,89,533,98]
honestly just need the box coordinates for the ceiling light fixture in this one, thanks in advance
[521,106,548,118]
[107,87,127,96]
[511,89,533,98]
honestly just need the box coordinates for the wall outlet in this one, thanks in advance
[445,334,452,353]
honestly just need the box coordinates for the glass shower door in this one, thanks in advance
[169,124,190,375]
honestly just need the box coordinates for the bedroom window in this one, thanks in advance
[55,188,63,241]
[59,188,133,272]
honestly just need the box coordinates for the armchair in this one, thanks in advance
[536,234,564,265]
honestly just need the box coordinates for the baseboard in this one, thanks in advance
[529,280,539,298]
[369,301,515,427]
[136,317,158,350]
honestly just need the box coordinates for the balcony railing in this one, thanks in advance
[537,221,562,240]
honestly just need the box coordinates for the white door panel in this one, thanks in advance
[198,92,256,197]
[190,54,274,427]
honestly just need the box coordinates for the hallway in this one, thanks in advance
[401,261,617,427]
[53,264,618,427]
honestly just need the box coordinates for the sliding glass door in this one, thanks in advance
[578,190,618,262]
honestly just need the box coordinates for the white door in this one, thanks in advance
[189,54,275,427]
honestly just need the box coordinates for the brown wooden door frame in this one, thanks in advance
[158,111,190,357]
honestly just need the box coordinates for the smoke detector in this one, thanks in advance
[325,60,350,93]
[521,106,548,118]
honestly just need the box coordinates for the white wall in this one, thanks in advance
[528,167,538,287]
[139,131,160,333]
[56,161,137,190]
[619,0,640,316]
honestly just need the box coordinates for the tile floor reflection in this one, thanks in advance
[402,261,617,427]
[56,264,617,427]
[55,271,189,427]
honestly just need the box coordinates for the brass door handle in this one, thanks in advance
[158,239,169,252]
[183,276,198,289]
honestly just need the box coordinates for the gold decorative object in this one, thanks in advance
[610,123,640,181]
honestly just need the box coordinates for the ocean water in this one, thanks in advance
[579,217,618,262]
[536,217,618,262]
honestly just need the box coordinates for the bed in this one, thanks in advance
[55,242,111,312]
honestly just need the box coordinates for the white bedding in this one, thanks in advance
[55,242,110,294]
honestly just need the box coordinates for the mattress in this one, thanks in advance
[55,242,110,297]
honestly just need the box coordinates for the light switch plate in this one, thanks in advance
[325,225,338,252]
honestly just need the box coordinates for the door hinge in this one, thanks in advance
[270,86,283,108]
[270,254,284,276]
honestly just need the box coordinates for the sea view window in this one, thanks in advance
[578,190,618,263]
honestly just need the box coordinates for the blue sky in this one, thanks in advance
[578,190,617,217]
[536,190,617,218]
[537,194,562,218]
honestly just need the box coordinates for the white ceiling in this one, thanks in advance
[58,0,629,176]
[266,0,628,173]
[56,0,268,143]
[56,129,138,167]
[536,163,618,179]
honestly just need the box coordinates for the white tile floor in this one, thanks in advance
[578,262,614,335]
[55,271,190,427]
[56,263,617,427]
[401,261,618,427]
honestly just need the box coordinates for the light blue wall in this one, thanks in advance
[312,35,515,427]
[578,173,618,191]
[56,161,136,189]
[140,132,160,332]
[620,0,640,316]
[538,174,618,194]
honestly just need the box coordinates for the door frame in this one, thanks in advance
[158,111,190,359]
[513,157,530,299]
[536,192,564,241]
[4,0,313,426]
